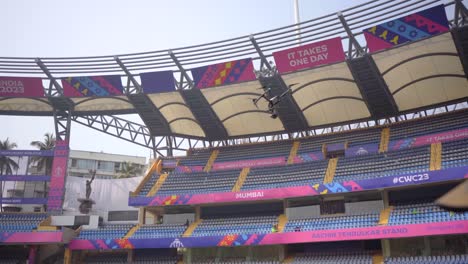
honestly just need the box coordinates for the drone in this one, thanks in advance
[252,83,299,119]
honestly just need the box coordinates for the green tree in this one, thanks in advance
[0,138,19,212]
[30,133,56,210]
[117,161,142,179]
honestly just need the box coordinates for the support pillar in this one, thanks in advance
[138,207,146,225]
[27,245,37,264]
[381,239,391,258]
[63,248,72,264]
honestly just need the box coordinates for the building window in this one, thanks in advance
[98,161,114,172]
[71,159,77,168]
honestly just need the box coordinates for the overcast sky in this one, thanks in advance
[0,0,451,160]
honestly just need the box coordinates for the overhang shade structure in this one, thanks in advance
[0,0,467,152]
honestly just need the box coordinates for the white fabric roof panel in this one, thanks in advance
[282,62,371,127]
[72,96,134,112]
[373,33,468,111]
[202,81,285,137]
[0,98,52,113]
[148,92,205,137]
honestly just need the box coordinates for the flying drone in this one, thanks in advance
[252,83,299,119]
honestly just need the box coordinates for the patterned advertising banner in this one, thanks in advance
[129,166,468,207]
[68,220,468,250]
[345,143,380,157]
[0,231,62,244]
[364,5,449,53]
[0,77,44,97]
[191,58,256,89]
[389,127,468,151]
[211,156,287,171]
[0,175,50,181]
[273,37,345,73]
[47,140,70,212]
[62,75,124,97]
[140,71,175,93]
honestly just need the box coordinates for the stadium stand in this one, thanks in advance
[191,215,278,237]
[139,172,161,196]
[77,224,134,240]
[388,110,468,140]
[241,160,328,190]
[284,213,380,232]
[334,146,430,182]
[84,253,128,264]
[291,251,374,264]
[441,138,468,169]
[384,254,468,264]
[213,140,294,162]
[154,169,241,196]
[388,201,468,225]
[131,223,186,239]
[0,213,48,232]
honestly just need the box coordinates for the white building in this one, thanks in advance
[68,150,147,179]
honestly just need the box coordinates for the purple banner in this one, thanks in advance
[327,143,345,152]
[364,5,449,53]
[62,75,123,97]
[0,197,48,204]
[191,58,256,89]
[0,77,44,97]
[129,166,468,207]
[140,71,175,93]
[389,128,468,150]
[162,159,177,168]
[47,140,69,212]
[68,220,468,250]
[174,166,203,173]
[292,151,324,164]
[0,150,54,156]
[211,156,287,171]
[0,175,50,181]
[0,231,62,244]
[345,143,379,157]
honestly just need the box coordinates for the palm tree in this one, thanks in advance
[0,138,19,212]
[30,133,56,210]
[117,161,142,179]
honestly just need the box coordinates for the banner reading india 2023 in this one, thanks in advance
[273,37,345,74]
[0,77,44,97]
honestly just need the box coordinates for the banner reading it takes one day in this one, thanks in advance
[273,37,345,74]
[363,5,449,53]
[191,58,256,89]
[0,77,44,97]
[61,75,124,97]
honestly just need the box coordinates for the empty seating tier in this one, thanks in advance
[292,251,374,264]
[77,224,134,240]
[155,170,241,196]
[388,202,468,225]
[334,146,430,182]
[0,213,48,233]
[191,215,278,237]
[131,223,185,239]
[241,161,328,191]
[441,138,468,169]
[385,254,468,264]
[139,173,160,196]
[389,110,468,140]
[284,214,380,232]
[214,140,294,162]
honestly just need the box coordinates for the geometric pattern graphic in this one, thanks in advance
[191,58,256,89]
[364,5,449,53]
[61,75,124,97]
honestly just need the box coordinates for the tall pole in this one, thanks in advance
[294,0,302,45]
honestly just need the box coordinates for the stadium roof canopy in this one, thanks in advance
[1,0,467,148]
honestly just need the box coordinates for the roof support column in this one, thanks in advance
[337,12,365,59]
[169,50,194,89]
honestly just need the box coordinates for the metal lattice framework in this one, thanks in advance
[1,0,467,156]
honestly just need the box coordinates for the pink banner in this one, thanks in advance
[260,221,468,245]
[47,140,69,212]
[273,37,345,73]
[413,128,468,146]
[211,156,287,171]
[0,77,44,97]
[1,232,62,244]
[188,185,318,204]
